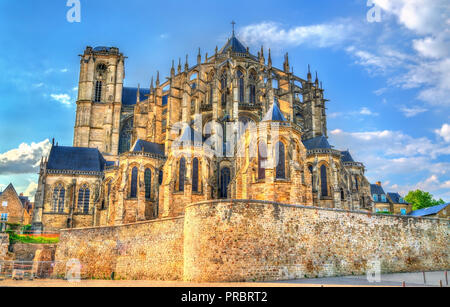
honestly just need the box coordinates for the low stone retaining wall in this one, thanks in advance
[54,200,450,282]
[54,216,184,280]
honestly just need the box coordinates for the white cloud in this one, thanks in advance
[0,139,52,175]
[24,181,38,199]
[50,93,72,106]
[435,124,450,142]
[60,68,68,73]
[360,107,378,116]
[399,105,428,117]
[329,128,450,200]
[362,0,450,106]
[374,88,387,96]
[372,0,447,35]
[239,20,356,50]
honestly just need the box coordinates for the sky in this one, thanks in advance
[0,0,449,201]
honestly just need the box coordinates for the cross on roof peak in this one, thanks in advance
[231,21,236,36]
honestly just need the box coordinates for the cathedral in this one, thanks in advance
[31,31,373,232]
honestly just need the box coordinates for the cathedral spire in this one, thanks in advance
[307,64,312,82]
[156,71,160,87]
[178,58,182,74]
[315,71,319,86]
[284,53,290,72]
[185,54,189,72]
[136,83,140,103]
[171,60,175,77]
[197,48,201,65]
[150,76,154,93]
[231,20,236,37]
[268,49,272,68]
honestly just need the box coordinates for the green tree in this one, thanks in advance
[405,190,446,211]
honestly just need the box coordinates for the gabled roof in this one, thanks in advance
[122,87,150,106]
[47,146,106,172]
[131,140,165,157]
[409,203,449,217]
[262,101,287,122]
[387,192,408,204]
[0,183,28,209]
[341,151,355,163]
[219,34,247,54]
[302,136,332,150]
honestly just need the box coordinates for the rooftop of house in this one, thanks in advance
[387,192,409,204]
[371,183,389,203]
[409,203,449,217]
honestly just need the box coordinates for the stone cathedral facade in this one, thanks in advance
[32,32,373,232]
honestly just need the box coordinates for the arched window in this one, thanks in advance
[130,167,138,198]
[192,158,199,192]
[341,188,345,201]
[159,169,164,185]
[94,81,102,102]
[179,158,186,192]
[52,184,65,213]
[355,176,359,191]
[320,165,329,197]
[77,184,90,214]
[249,70,257,104]
[119,117,133,154]
[220,71,227,107]
[191,98,196,114]
[258,142,267,180]
[106,181,112,209]
[275,142,286,179]
[144,168,152,200]
[220,167,231,199]
[237,70,244,103]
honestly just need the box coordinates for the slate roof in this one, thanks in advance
[387,192,408,204]
[302,136,332,150]
[370,184,386,195]
[341,151,355,163]
[262,101,287,122]
[122,87,150,106]
[131,140,165,156]
[219,34,248,54]
[409,203,449,217]
[47,146,106,172]
[371,184,389,203]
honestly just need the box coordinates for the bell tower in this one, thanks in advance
[73,47,125,159]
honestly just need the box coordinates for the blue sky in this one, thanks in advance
[0,0,449,201]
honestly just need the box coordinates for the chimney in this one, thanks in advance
[376,181,382,187]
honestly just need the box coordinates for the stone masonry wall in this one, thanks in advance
[0,234,8,260]
[54,216,184,280]
[54,200,449,282]
[183,200,449,282]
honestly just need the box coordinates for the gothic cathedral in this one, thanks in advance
[32,32,372,232]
